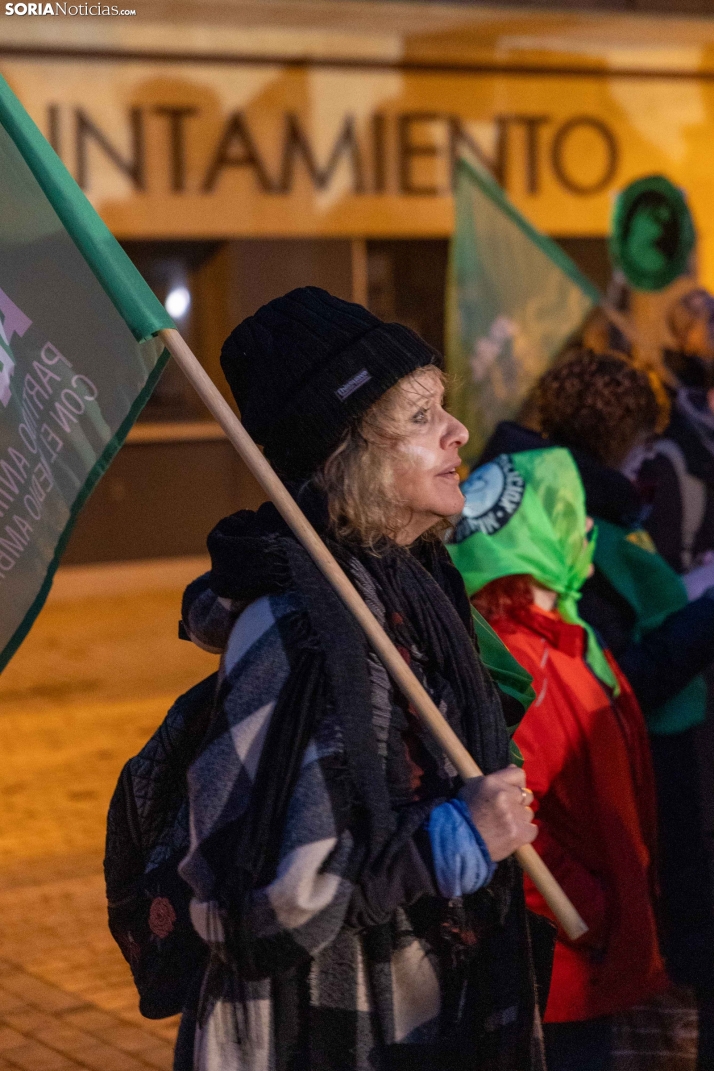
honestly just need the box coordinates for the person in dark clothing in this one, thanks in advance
[640,388,714,574]
[634,288,714,583]
[480,351,714,1070]
[174,287,549,1071]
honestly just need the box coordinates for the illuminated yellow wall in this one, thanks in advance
[3,5,714,287]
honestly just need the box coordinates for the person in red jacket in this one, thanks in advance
[448,447,666,1071]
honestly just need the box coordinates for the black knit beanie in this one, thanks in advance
[220,286,440,478]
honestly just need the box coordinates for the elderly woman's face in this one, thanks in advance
[388,370,469,545]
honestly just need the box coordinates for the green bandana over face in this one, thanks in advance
[448,448,619,694]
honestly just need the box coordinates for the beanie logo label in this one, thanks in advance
[454,455,525,541]
[335,368,372,402]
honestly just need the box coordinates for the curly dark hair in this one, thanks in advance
[536,350,661,467]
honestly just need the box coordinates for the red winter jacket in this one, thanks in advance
[490,603,666,1022]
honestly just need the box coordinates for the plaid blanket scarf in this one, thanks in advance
[176,562,548,1070]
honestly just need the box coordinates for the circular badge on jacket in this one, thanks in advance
[610,175,695,292]
[455,455,525,542]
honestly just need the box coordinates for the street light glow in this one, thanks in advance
[165,286,191,319]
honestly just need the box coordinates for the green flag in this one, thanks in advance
[446,157,600,462]
[0,75,174,672]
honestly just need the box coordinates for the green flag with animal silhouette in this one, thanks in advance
[446,156,600,461]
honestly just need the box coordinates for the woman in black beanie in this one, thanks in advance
[176,288,545,1071]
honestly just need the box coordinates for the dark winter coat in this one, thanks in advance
[639,389,714,573]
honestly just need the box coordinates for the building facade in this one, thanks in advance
[3,0,714,559]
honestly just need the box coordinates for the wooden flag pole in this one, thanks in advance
[160,327,588,942]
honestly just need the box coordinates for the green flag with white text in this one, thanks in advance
[446,157,600,462]
[0,74,174,672]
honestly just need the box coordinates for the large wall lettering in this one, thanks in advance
[46,104,620,200]
[1,55,710,252]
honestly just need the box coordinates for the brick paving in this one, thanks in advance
[0,562,213,1071]
[612,990,697,1069]
[0,857,179,1071]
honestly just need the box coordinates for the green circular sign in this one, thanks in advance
[610,175,695,291]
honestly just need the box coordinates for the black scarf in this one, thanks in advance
[205,483,516,964]
[207,482,511,854]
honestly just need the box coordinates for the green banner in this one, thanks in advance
[446,157,600,462]
[0,74,175,672]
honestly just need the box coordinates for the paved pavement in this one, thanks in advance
[612,992,697,1069]
[0,560,216,1071]
[0,856,179,1071]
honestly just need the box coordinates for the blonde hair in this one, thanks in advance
[316,365,445,548]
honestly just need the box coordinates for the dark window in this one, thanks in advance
[367,239,449,353]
